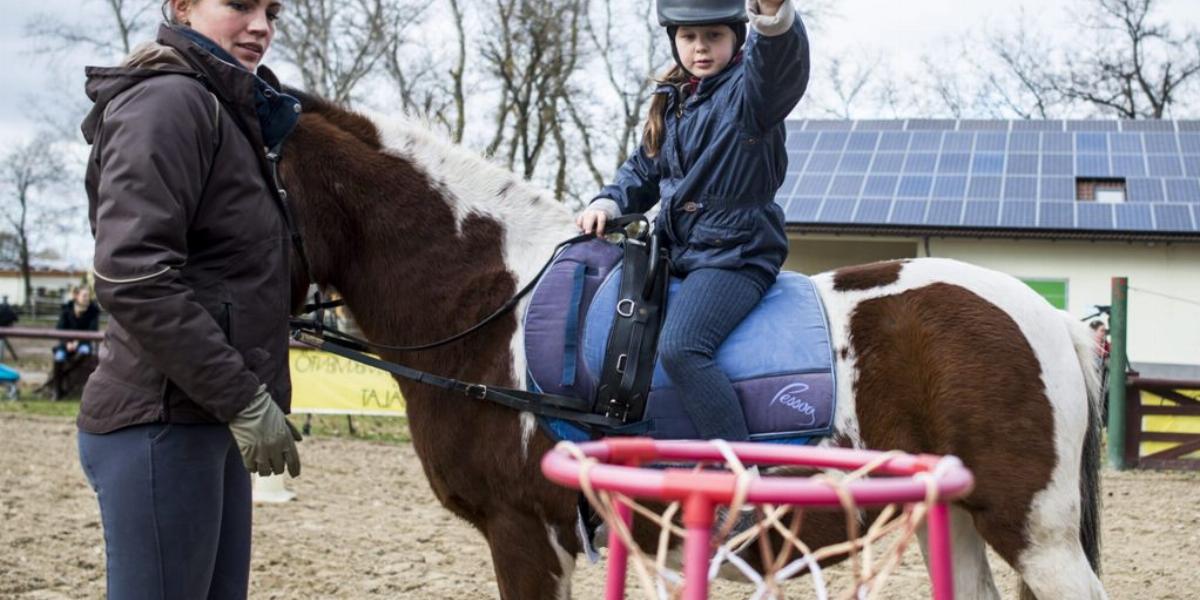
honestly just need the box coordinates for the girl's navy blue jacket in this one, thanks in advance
[592,3,809,281]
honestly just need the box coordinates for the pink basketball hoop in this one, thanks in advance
[541,438,975,600]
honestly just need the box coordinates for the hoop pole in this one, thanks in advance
[682,494,714,600]
[605,501,632,600]
[925,501,955,600]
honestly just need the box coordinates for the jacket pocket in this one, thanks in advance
[690,222,754,249]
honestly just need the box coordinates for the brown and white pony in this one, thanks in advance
[278,93,1107,600]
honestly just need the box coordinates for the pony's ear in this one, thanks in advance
[286,87,383,151]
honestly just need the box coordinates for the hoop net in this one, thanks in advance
[541,438,975,600]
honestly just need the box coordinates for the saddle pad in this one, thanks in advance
[524,240,836,443]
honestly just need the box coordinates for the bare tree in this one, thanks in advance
[382,0,466,141]
[275,0,394,104]
[0,135,71,309]
[26,0,159,58]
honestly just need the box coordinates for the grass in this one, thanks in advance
[0,396,411,445]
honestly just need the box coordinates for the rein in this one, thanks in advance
[276,163,649,430]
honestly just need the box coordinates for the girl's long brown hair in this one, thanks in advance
[642,65,690,158]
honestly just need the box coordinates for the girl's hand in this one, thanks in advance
[756,0,786,17]
[576,208,610,238]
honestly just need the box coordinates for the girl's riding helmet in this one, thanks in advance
[658,0,749,74]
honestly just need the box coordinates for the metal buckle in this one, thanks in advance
[465,384,488,399]
[615,354,627,374]
[617,299,636,318]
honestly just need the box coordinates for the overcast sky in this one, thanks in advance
[2,0,1199,266]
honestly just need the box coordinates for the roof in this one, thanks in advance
[778,119,1200,241]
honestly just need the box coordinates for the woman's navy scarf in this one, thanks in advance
[177,27,299,149]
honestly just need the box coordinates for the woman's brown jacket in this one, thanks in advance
[78,25,293,433]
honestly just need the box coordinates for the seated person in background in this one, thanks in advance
[52,287,101,397]
[0,295,18,327]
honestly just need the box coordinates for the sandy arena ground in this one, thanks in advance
[2,413,1198,599]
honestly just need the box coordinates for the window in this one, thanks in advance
[1076,178,1126,203]
[1023,279,1068,310]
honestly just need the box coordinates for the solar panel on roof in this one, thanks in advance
[973,154,1005,174]
[942,132,974,152]
[1077,203,1114,229]
[933,176,967,199]
[853,198,892,223]
[910,132,943,151]
[1166,179,1200,203]
[797,174,832,195]
[1040,177,1075,201]
[871,153,905,173]
[864,175,898,197]
[968,176,1003,199]
[829,175,865,196]
[816,132,849,151]
[838,153,873,173]
[1011,120,1063,131]
[846,132,879,152]
[1111,133,1143,153]
[878,132,911,151]
[907,119,956,130]
[976,132,1008,152]
[1185,156,1200,177]
[1111,155,1146,177]
[787,132,817,151]
[1178,121,1200,132]
[963,201,1000,226]
[1042,154,1074,176]
[1068,121,1117,131]
[1127,178,1165,202]
[1001,201,1037,227]
[889,200,927,224]
[1181,133,1200,153]
[1040,202,1075,228]
[926,201,963,225]
[938,153,971,174]
[903,153,938,174]
[1122,120,1175,132]
[1007,154,1039,175]
[854,120,904,130]
[1153,204,1194,231]
[1076,133,1108,153]
[1009,133,1040,152]
[959,120,1008,130]
[806,153,841,173]
[780,172,801,196]
[819,198,857,222]
[785,197,822,221]
[1076,154,1110,176]
[1146,155,1183,177]
[1114,204,1154,230]
[1042,132,1072,152]
[805,120,853,131]
[1144,133,1179,153]
[1004,177,1038,200]
[898,175,933,198]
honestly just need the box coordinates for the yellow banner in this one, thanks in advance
[288,348,405,416]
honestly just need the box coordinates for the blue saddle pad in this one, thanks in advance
[523,240,836,444]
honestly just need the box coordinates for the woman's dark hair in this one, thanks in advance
[642,65,689,158]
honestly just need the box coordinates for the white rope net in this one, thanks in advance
[560,440,951,600]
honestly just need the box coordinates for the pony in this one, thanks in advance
[277,93,1107,600]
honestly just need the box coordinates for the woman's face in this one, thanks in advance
[674,25,735,78]
[175,0,283,71]
[74,288,91,306]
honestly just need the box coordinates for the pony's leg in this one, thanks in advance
[916,505,1001,600]
[485,509,576,600]
[1011,504,1107,600]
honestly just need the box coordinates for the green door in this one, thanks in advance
[1022,279,1068,310]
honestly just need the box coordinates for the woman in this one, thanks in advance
[51,286,101,398]
[78,0,300,596]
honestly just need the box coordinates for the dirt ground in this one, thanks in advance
[1,413,1197,599]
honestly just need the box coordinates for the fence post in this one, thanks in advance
[1106,277,1129,470]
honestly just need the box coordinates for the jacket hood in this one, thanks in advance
[81,42,194,144]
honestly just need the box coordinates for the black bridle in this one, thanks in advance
[271,148,647,432]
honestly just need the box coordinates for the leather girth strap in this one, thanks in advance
[593,237,669,423]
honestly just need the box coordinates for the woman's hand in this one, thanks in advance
[576,208,610,238]
[756,0,786,17]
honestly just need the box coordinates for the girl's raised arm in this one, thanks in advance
[740,0,810,133]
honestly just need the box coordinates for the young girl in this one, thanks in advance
[577,0,809,441]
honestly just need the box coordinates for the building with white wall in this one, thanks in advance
[779,119,1200,373]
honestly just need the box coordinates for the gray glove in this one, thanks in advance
[229,385,302,477]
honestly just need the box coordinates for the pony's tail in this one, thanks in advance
[1066,314,1104,575]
